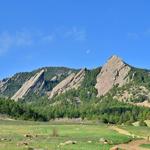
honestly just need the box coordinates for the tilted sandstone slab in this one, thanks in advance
[95,55,131,96]
[48,69,85,99]
[11,69,45,101]
[0,81,5,89]
[0,79,9,93]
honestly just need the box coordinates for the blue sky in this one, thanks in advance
[0,0,150,79]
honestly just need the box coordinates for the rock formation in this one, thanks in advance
[50,76,57,82]
[0,79,9,93]
[11,69,45,101]
[48,69,85,99]
[95,55,131,96]
[0,81,5,89]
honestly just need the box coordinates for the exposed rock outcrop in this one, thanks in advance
[48,69,85,99]
[95,55,131,96]
[0,79,9,93]
[11,69,45,101]
[50,76,57,82]
[0,80,5,89]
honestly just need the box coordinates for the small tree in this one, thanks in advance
[52,128,59,137]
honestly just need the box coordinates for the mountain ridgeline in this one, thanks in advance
[1,55,150,124]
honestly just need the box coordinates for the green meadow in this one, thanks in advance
[121,125,150,138]
[0,120,132,150]
[140,144,150,149]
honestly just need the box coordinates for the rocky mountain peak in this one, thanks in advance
[95,55,131,96]
[107,55,124,66]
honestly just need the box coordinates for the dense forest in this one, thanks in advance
[0,98,47,121]
[0,96,150,126]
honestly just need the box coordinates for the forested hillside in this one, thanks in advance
[0,67,77,98]
[1,56,150,125]
[0,98,47,121]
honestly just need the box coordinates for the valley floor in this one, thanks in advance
[0,120,150,150]
[110,126,150,150]
[112,139,150,150]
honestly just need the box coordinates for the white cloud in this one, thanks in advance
[42,35,54,43]
[15,30,33,46]
[0,30,34,56]
[0,32,13,55]
[127,28,150,40]
[0,27,87,56]
[64,27,87,41]
[0,29,55,56]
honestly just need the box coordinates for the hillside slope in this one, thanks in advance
[1,55,150,107]
[0,67,77,100]
[1,55,150,123]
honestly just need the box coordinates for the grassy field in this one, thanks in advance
[140,144,150,149]
[0,120,132,150]
[120,125,150,138]
[141,144,150,149]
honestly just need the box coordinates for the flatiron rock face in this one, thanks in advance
[95,55,131,96]
[0,79,9,93]
[11,69,45,101]
[48,69,85,99]
[0,81,5,89]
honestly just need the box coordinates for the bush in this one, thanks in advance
[139,120,147,127]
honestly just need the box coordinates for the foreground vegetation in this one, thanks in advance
[140,144,150,149]
[0,98,47,121]
[121,125,150,138]
[1,96,150,125]
[0,120,133,150]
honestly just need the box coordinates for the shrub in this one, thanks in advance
[51,128,59,137]
[139,120,147,127]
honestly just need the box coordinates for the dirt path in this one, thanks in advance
[110,126,150,150]
[111,139,150,150]
[110,126,132,136]
[110,126,146,139]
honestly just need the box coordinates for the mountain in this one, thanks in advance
[11,69,45,101]
[1,55,150,123]
[95,55,131,96]
[47,68,86,99]
[0,67,77,100]
[1,55,150,107]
